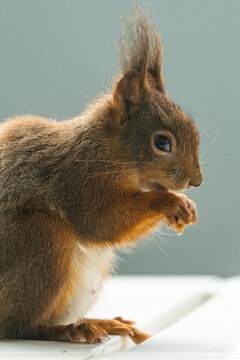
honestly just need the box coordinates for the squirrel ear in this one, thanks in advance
[147,27,165,93]
[114,71,146,104]
[118,7,165,95]
[147,67,164,93]
[114,7,165,110]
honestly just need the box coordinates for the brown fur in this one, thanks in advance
[0,7,202,342]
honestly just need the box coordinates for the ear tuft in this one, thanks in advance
[148,25,165,92]
[118,6,165,94]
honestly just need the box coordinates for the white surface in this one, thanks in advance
[107,278,240,360]
[89,276,222,335]
[0,276,233,359]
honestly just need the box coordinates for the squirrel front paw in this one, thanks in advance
[162,193,197,235]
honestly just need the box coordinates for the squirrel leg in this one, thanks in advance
[86,317,150,344]
[70,190,197,246]
[130,191,197,236]
[103,191,198,243]
[25,322,108,344]
[24,317,149,344]
[63,183,197,245]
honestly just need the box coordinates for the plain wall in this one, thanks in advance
[0,0,239,275]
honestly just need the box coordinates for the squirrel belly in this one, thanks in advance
[45,244,115,326]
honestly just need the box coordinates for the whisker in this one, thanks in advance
[153,227,171,244]
[156,229,175,237]
[155,233,170,245]
[199,124,212,137]
[114,164,161,182]
[84,163,160,180]
[152,236,168,258]
[75,159,149,164]
[169,172,177,181]
[200,129,220,159]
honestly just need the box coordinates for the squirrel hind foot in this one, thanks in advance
[86,317,150,344]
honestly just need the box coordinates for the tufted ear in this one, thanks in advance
[114,71,146,104]
[147,26,165,93]
[117,6,165,96]
[113,7,166,113]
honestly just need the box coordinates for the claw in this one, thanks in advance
[114,316,136,325]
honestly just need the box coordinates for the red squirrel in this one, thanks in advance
[0,8,202,344]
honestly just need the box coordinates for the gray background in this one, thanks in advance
[0,0,239,275]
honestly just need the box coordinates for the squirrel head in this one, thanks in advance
[111,7,203,192]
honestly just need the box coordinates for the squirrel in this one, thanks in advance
[0,8,202,345]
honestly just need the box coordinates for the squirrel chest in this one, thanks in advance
[51,244,115,325]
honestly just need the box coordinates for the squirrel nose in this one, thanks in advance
[188,176,203,189]
[188,181,201,189]
[188,170,203,189]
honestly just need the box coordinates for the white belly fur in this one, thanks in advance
[57,244,115,325]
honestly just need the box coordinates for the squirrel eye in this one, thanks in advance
[154,134,171,152]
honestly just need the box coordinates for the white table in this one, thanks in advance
[1,276,240,359]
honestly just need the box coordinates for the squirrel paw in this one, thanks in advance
[163,193,197,234]
[64,322,108,344]
[86,317,150,344]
